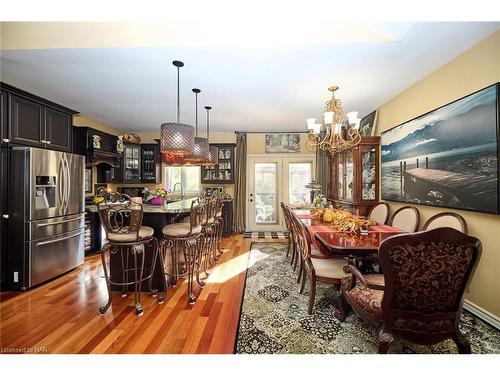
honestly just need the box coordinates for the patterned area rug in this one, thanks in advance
[243,231,288,239]
[235,242,500,354]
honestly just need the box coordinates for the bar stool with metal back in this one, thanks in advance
[213,191,225,260]
[199,193,219,277]
[160,199,205,304]
[97,192,165,316]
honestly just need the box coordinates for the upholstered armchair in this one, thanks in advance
[341,228,482,354]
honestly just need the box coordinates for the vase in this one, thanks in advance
[150,196,165,205]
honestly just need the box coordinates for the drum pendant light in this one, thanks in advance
[160,60,195,161]
[205,106,219,166]
[184,88,210,165]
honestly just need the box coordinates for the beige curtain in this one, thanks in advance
[234,133,247,232]
[315,148,329,196]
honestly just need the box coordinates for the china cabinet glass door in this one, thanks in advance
[345,150,354,201]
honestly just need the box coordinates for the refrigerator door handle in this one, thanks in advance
[36,215,84,228]
[36,230,84,247]
[58,156,65,214]
[65,155,71,214]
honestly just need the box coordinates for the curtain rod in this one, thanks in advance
[234,131,308,134]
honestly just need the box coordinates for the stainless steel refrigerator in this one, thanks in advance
[7,147,85,290]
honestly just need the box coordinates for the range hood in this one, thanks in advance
[89,149,122,167]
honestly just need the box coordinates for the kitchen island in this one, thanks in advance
[87,197,198,292]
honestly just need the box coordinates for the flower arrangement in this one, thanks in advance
[145,186,169,205]
[311,207,376,232]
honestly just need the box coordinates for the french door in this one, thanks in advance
[247,155,315,232]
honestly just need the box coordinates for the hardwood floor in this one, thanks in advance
[0,235,285,354]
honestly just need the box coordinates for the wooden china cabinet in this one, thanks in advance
[327,136,380,216]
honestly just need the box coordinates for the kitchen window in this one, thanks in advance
[163,166,201,194]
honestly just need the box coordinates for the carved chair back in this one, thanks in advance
[390,206,420,232]
[368,201,390,225]
[186,199,205,234]
[97,192,144,242]
[378,228,481,341]
[291,214,312,261]
[422,212,468,234]
[280,202,291,233]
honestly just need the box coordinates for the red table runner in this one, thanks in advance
[306,224,401,246]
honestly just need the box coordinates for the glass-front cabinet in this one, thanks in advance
[123,143,141,183]
[327,136,380,216]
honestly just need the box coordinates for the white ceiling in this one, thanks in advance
[1,22,499,132]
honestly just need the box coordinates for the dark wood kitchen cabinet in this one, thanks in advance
[44,107,73,151]
[1,90,8,145]
[141,143,159,183]
[9,94,45,147]
[123,143,142,183]
[222,199,234,237]
[0,147,8,290]
[0,82,78,152]
[201,143,236,184]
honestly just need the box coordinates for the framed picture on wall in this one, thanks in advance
[265,134,300,153]
[359,110,377,136]
[381,83,499,214]
[85,167,93,194]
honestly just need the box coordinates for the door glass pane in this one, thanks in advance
[338,156,343,198]
[345,150,354,200]
[361,147,376,200]
[288,162,312,205]
[255,163,277,224]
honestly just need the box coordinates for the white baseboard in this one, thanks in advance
[463,299,500,331]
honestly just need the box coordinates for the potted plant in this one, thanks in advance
[145,186,169,205]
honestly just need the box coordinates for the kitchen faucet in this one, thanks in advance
[173,182,184,197]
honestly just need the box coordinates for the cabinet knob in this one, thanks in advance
[46,140,51,144]
[2,138,9,143]
[2,214,9,219]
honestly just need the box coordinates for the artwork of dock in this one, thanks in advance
[404,168,497,212]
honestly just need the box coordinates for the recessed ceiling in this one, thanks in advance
[1,22,499,132]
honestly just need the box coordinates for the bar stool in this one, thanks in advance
[160,200,204,304]
[97,192,164,317]
[199,194,218,277]
[213,192,225,259]
[183,193,221,271]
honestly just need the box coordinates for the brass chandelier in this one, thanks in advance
[306,86,361,154]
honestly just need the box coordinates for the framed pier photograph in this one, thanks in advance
[381,84,500,214]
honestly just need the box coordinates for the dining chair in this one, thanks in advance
[291,214,349,315]
[422,212,468,234]
[342,227,481,353]
[97,192,165,316]
[280,202,293,258]
[389,206,420,232]
[368,201,390,225]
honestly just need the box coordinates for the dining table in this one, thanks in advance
[291,208,403,319]
[291,208,402,259]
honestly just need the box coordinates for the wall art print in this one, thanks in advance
[265,134,300,153]
[381,84,499,214]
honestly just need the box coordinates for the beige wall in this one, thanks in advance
[73,114,122,136]
[375,30,500,316]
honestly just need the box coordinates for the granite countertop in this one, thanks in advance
[86,197,198,214]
